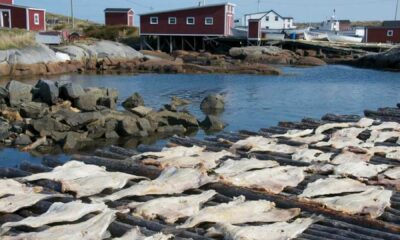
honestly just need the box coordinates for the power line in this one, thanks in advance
[396,0,399,20]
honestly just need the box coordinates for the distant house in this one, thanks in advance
[104,8,134,26]
[0,0,46,31]
[243,10,296,30]
[382,21,400,28]
[140,3,235,52]
[365,26,400,43]
[338,20,351,31]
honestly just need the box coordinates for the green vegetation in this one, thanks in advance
[46,12,96,31]
[295,21,383,29]
[82,25,140,48]
[0,29,35,50]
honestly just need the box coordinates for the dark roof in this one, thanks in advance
[383,21,400,28]
[0,2,45,11]
[140,2,235,16]
[244,10,293,20]
[104,8,133,13]
[339,20,351,23]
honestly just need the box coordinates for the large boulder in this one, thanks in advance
[35,80,59,105]
[117,117,141,136]
[122,93,144,110]
[200,115,226,132]
[32,116,70,136]
[14,134,32,146]
[59,82,85,100]
[354,47,400,70]
[74,87,118,111]
[6,81,33,107]
[20,102,49,119]
[63,111,103,128]
[63,131,90,151]
[200,94,225,112]
[157,110,199,129]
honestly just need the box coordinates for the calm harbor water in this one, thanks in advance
[1,64,400,167]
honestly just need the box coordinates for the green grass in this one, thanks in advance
[0,29,36,50]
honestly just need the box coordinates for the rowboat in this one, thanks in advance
[327,33,363,43]
[304,31,328,41]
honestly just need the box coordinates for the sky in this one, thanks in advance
[16,0,399,24]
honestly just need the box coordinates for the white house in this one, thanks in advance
[243,10,296,30]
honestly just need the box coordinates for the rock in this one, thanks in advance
[6,81,33,107]
[130,106,153,117]
[171,96,191,106]
[296,57,326,66]
[7,44,59,65]
[14,134,32,146]
[0,121,10,141]
[59,82,85,100]
[20,102,49,119]
[105,131,119,139]
[163,104,177,112]
[0,63,11,76]
[87,121,106,139]
[200,115,226,132]
[122,93,144,110]
[157,110,199,129]
[200,94,225,112]
[32,116,70,136]
[156,125,186,135]
[354,47,400,70]
[137,118,153,133]
[138,59,183,73]
[64,112,103,128]
[75,94,98,111]
[63,131,89,151]
[117,117,140,136]
[229,46,289,58]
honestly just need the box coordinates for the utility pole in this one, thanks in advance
[70,0,75,29]
[396,0,399,20]
[257,0,261,12]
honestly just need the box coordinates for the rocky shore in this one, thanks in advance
[0,79,227,152]
[352,47,400,71]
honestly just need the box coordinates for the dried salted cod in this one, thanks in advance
[331,151,373,165]
[61,172,147,198]
[292,149,333,163]
[126,190,216,224]
[366,130,400,144]
[369,122,400,131]
[313,187,392,218]
[384,167,400,180]
[220,166,305,194]
[230,136,278,150]
[250,142,301,154]
[316,127,365,149]
[215,158,279,176]
[23,161,107,182]
[2,209,117,240]
[94,167,215,202]
[300,178,368,198]
[334,161,390,178]
[206,216,319,240]
[113,227,173,240]
[356,118,375,128]
[1,201,107,231]
[315,122,353,134]
[143,150,234,169]
[179,196,300,228]
[272,129,314,138]
[133,146,206,159]
[0,179,42,197]
[291,134,326,144]
[0,192,66,213]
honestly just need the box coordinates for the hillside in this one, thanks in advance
[46,12,99,31]
[295,20,383,29]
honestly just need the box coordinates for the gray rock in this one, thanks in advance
[0,87,8,104]
[87,122,106,139]
[156,125,186,135]
[137,118,153,133]
[0,121,10,141]
[6,44,59,65]
[14,134,32,145]
[59,82,85,99]
[32,116,70,135]
[20,102,48,119]
[64,112,103,128]
[63,131,89,151]
[200,94,225,111]
[35,80,59,105]
[200,115,226,132]
[74,94,98,111]
[105,131,119,139]
[157,110,199,129]
[6,81,33,107]
[171,96,191,106]
[118,117,140,136]
[75,87,118,111]
[122,92,144,110]
[130,106,153,117]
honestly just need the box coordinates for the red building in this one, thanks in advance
[248,19,261,41]
[139,3,235,52]
[365,27,400,43]
[104,8,134,26]
[0,0,46,31]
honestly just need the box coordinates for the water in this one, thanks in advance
[1,65,400,166]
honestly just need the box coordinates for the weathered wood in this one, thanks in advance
[109,145,138,157]
[0,168,30,178]
[310,223,382,240]
[19,161,52,174]
[94,149,127,160]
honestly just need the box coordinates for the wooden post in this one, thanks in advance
[194,37,197,51]
[169,36,173,53]
[181,37,184,50]
[140,36,143,50]
[202,37,206,51]
[157,36,160,51]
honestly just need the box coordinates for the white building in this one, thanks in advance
[243,10,296,30]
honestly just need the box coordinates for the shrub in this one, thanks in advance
[0,29,36,50]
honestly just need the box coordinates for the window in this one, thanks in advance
[265,16,269,21]
[186,17,195,25]
[205,17,213,25]
[387,30,394,37]
[34,13,40,25]
[168,17,176,24]
[150,17,158,24]
[275,16,279,21]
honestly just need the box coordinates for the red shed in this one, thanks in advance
[104,8,134,26]
[139,3,235,52]
[0,1,46,31]
[248,19,261,41]
[365,27,400,44]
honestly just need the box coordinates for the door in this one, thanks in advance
[0,10,10,28]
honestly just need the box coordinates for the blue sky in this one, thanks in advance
[16,0,399,24]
